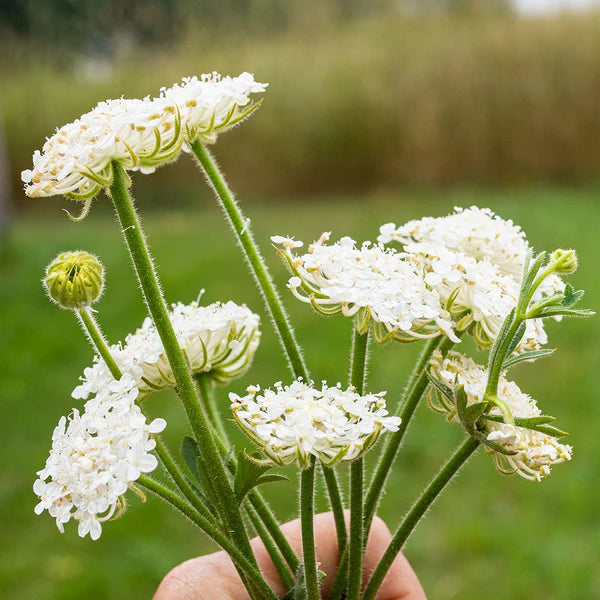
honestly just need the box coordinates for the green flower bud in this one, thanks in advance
[44,251,104,309]
[549,249,578,275]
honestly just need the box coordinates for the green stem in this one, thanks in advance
[485,316,522,398]
[196,374,230,444]
[195,374,301,574]
[154,437,218,525]
[137,476,277,600]
[108,161,255,566]
[76,307,121,379]
[246,501,295,590]
[191,141,308,381]
[322,466,347,556]
[347,328,369,600]
[364,335,453,530]
[191,140,345,562]
[361,437,480,600]
[300,460,320,600]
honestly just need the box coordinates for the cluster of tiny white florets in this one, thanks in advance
[271,233,458,344]
[21,72,267,198]
[73,300,260,400]
[230,379,401,468]
[428,352,572,481]
[33,374,166,540]
[378,207,564,350]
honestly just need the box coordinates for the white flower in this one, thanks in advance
[273,232,458,343]
[33,374,166,540]
[73,300,261,400]
[161,72,267,145]
[21,96,183,198]
[378,207,564,350]
[230,379,400,468]
[22,72,267,199]
[428,352,572,481]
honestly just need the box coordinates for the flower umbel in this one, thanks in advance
[43,250,104,309]
[21,72,267,200]
[72,300,261,399]
[230,379,400,469]
[33,374,166,540]
[379,207,564,350]
[272,233,457,343]
[428,352,572,481]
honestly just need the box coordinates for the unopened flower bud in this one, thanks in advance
[44,251,104,309]
[549,249,578,275]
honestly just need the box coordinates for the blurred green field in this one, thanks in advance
[0,182,598,599]
[5,12,600,205]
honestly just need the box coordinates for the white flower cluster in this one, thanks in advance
[34,374,166,540]
[21,72,267,198]
[378,207,564,350]
[429,352,572,481]
[73,300,260,400]
[230,379,401,468]
[272,233,458,344]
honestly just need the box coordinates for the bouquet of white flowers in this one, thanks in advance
[25,73,592,600]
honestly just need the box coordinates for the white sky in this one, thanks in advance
[514,0,600,13]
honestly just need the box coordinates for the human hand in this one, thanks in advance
[154,512,426,599]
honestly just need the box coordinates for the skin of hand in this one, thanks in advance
[154,512,427,600]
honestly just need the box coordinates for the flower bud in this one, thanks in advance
[44,251,104,309]
[549,249,578,275]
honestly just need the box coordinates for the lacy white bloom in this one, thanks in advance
[22,72,267,199]
[21,96,183,198]
[34,374,166,540]
[73,300,260,400]
[272,232,457,343]
[378,207,564,349]
[428,352,572,481]
[230,379,400,468]
[161,72,268,145]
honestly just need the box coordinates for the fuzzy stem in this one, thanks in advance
[76,307,121,379]
[361,437,480,600]
[301,459,320,600]
[191,140,344,558]
[196,374,230,444]
[347,327,369,600]
[322,466,347,556]
[191,141,308,381]
[364,335,454,530]
[195,376,301,574]
[137,476,277,600]
[246,501,295,590]
[108,161,255,566]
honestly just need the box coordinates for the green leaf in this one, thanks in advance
[181,436,202,482]
[502,348,556,370]
[482,415,568,438]
[504,322,526,359]
[462,401,488,429]
[561,284,585,307]
[454,385,468,419]
[533,306,594,319]
[234,450,288,503]
[426,370,453,401]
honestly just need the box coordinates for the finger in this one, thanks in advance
[154,512,426,599]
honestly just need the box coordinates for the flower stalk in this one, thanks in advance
[362,436,480,600]
[108,160,256,566]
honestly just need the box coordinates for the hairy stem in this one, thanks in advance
[108,161,255,565]
[300,460,320,600]
[137,476,277,600]
[361,437,480,600]
[347,327,369,600]
[191,141,308,380]
[76,307,121,379]
[364,335,453,530]
[191,140,344,561]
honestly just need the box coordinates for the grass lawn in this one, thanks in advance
[1,184,598,599]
